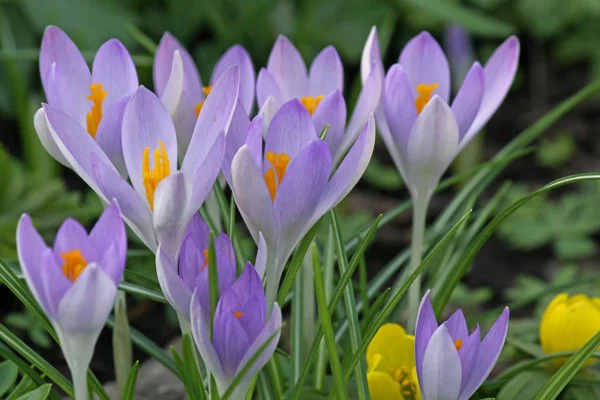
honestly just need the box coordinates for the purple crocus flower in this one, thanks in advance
[256,35,382,161]
[191,263,282,398]
[156,213,267,323]
[42,67,239,256]
[16,202,126,399]
[362,27,519,200]
[444,25,476,91]
[154,32,255,155]
[35,26,138,177]
[231,99,375,307]
[415,291,509,400]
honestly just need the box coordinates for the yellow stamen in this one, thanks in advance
[61,249,88,282]
[142,141,171,210]
[263,152,291,201]
[200,249,209,272]
[415,83,439,115]
[194,86,213,118]
[300,95,324,116]
[455,338,463,351]
[86,83,107,139]
[234,311,243,319]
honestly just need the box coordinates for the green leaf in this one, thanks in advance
[15,384,52,400]
[175,334,207,400]
[112,292,133,393]
[0,360,19,396]
[497,370,552,400]
[121,361,140,400]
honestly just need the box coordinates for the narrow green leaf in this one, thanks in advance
[121,361,140,400]
[15,384,52,400]
[0,347,48,396]
[181,333,207,400]
[208,232,220,340]
[319,124,330,140]
[112,292,132,393]
[266,356,285,399]
[292,258,304,383]
[124,23,157,53]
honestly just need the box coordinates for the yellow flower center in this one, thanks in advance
[455,338,463,351]
[415,83,438,115]
[234,311,243,319]
[142,141,171,210]
[300,95,324,116]
[200,249,209,272]
[264,152,291,201]
[86,83,107,139]
[61,249,88,282]
[194,86,213,118]
[370,353,418,400]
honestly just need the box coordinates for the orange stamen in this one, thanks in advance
[194,86,213,118]
[142,141,171,210]
[300,95,324,116]
[86,83,107,139]
[263,152,291,201]
[234,311,243,319]
[61,249,88,282]
[200,249,209,271]
[415,83,439,114]
[455,338,463,351]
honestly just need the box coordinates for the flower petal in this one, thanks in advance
[451,62,484,142]
[38,248,70,319]
[258,96,280,139]
[92,39,138,105]
[156,245,194,320]
[383,64,417,152]
[458,325,481,397]
[122,86,178,200]
[367,323,415,372]
[34,108,69,166]
[312,90,346,157]
[213,298,251,377]
[265,99,317,160]
[44,62,89,124]
[367,371,403,400]
[399,31,450,103]
[89,201,126,285]
[463,37,520,148]
[153,172,189,260]
[256,68,282,110]
[95,95,130,178]
[267,35,308,101]
[445,309,469,342]
[422,324,462,400]
[184,213,210,250]
[361,26,384,85]
[415,290,439,388]
[308,46,343,96]
[53,218,97,263]
[254,233,267,281]
[212,45,255,113]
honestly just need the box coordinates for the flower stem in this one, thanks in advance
[73,367,88,400]
[407,194,430,333]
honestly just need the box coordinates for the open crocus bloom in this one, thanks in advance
[231,99,375,307]
[16,202,126,396]
[43,66,239,255]
[256,35,382,161]
[154,32,255,155]
[191,263,281,398]
[415,291,509,400]
[156,213,267,323]
[362,28,519,200]
[367,323,421,400]
[35,26,138,177]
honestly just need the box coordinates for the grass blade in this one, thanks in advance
[121,361,140,400]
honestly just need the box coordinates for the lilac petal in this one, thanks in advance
[399,31,450,103]
[415,290,439,388]
[256,68,282,110]
[44,62,89,125]
[185,214,210,250]
[308,46,343,96]
[216,233,236,268]
[90,152,156,251]
[39,248,70,319]
[274,140,331,249]
[121,86,178,201]
[194,247,237,320]
[237,295,266,343]
[95,95,130,178]
[361,26,384,84]
[445,309,469,341]
[99,241,125,287]
[246,114,264,168]
[89,201,126,283]
[383,64,417,151]
[341,62,382,161]
[462,37,520,149]
[57,264,117,332]
[156,245,194,320]
[231,264,266,307]
[375,102,409,184]
[154,32,203,101]
[231,146,277,244]
[179,235,203,289]
[422,324,462,400]
[212,45,255,113]
[267,35,308,101]
[39,26,90,114]
[34,108,69,166]
[459,308,509,400]
[445,25,475,89]
[190,291,226,384]
[223,102,250,185]
[153,172,189,260]
[265,99,317,160]
[406,96,459,198]
[258,96,281,139]
[181,65,239,177]
[458,325,481,396]
[213,304,251,376]
[254,233,267,280]
[92,39,138,106]
[53,218,97,263]
[312,90,346,157]
[451,62,484,141]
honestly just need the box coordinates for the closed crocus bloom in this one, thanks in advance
[231,99,376,307]
[154,32,255,155]
[43,66,239,255]
[256,35,382,161]
[540,293,600,364]
[35,26,138,176]
[415,291,509,400]
[362,27,519,200]
[191,263,282,398]
[17,202,126,399]
[156,213,267,324]
[367,323,421,400]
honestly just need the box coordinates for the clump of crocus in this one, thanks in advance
[540,293,600,365]
[256,35,382,161]
[156,214,266,325]
[36,26,138,176]
[17,202,126,399]
[191,263,281,398]
[43,67,239,256]
[367,323,421,400]
[154,32,255,154]
[415,291,509,400]
[231,99,375,307]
